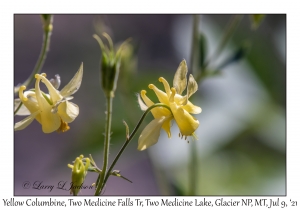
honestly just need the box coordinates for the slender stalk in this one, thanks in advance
[14,101,23,115]
[14,16,53,115]
[95,96,113,196]
[189,14,200,196]
[15,23,53,94]
[98,103,172,195]
[189,140,198,195]
[190,14,200,78]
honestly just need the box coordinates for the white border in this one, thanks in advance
[2,0,299,209]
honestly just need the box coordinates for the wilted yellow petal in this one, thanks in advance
[173,59,187,95]
[187,74,198,99]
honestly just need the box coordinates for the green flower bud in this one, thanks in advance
[68,155,90,195]
[40,14,53,32]
[101,50,121,98]
[93,33,130,98]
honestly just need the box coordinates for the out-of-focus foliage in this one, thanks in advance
[250,14,266,30]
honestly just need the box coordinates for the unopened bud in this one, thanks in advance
[94,33,130,98]
[68,155,90,195]
[40,14,53,32]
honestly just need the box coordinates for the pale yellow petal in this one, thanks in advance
[40,108,61,133]
[60,63,83,98]
[14,98,31,116]
[137,93,148,111]
[182,101,202,114]
[170,102,199,136]
[182,74,198,105]
[57,101,79,123]
[173,59,188,95]
[14,111,40,131]
[35,75,61,133]
[138,116,170,151]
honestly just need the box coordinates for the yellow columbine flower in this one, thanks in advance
[68,155,90,195]
[137,60,201,151]
[14,63,83,133]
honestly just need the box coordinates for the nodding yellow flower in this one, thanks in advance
[137,60,201,151]
[14,63,83,133]
[68,155,90,196]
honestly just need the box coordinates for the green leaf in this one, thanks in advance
[198,33,207,70]
[123,120,130,140]
[218,40,252,70]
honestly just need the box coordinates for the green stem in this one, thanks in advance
[95,96,113,196]
[98,103,172,195]
[189,140,198,195]
[190,14,200,78]
[15,19,52,95]
[14,16,53,115]
[189,14,200,196]
[14,101,23,116]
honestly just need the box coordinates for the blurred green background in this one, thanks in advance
[14,14,285,195]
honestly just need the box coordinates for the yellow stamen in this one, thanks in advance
[57,119,70,133]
